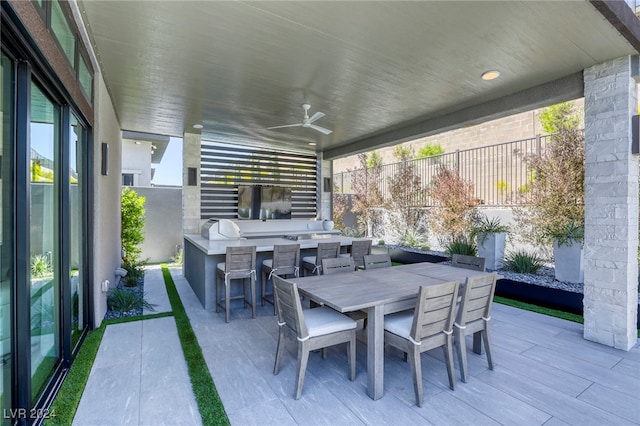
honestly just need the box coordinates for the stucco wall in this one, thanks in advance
[121,139,152,187]
[135,186,183,263]
[92,72,122,327]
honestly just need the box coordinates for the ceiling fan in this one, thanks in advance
[267,104,332,135]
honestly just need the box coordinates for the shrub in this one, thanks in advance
[31,254,52,278]
[388,146,424,234]
[107,287,154,312]
[350,153,385,237]
[503,250,544,274]
[123,261,145,287]
[416,143,444,159]
[399,228,428,249]
[446,238,478,257]
[341,226,363,238]
[515,102,584,245]
[332,189,349,231]
[172,246,183,266]
[121,187,146,265]
[427,165,479,243]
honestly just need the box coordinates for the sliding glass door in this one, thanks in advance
[70,114,86,349]
[29,82,60,402]
[0,51,13,426]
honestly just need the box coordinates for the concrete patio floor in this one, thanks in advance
[75,266,640,425]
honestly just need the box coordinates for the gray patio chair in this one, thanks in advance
[272,275,357,400]
[301,241,340,276]
[262,244,300,314]
[215,246,256,323]
[321,257,366,329]
[451,254,486,271]
[454,272,497,382]
[339,239,372,269]
[384,280,459,407]
[363,253,392,270]
[322,257,355,275]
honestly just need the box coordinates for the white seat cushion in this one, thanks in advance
[304,307,356,337]
[339,253,351,258]
[216,262,225,272]
[302,256,316,265]
[384,311,414,340]
[262,259,273,268]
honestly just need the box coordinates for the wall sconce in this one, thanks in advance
[101,143,109,175]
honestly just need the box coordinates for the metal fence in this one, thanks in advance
[333,134,553,207]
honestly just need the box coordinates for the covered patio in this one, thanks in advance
[74,266,640,425]
[76,0,640,350]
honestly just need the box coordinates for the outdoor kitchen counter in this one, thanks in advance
[183,234,357,311]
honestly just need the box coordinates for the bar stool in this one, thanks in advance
[216,246,257,323]
[301,241,340,276]
[262,244,300,314]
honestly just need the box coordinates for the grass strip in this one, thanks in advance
[494,295,640,338]
[161,264,230,426]
[46,324,106,425]
[494,295,584,323]
[46,310,174,425]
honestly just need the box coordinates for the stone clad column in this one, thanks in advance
[583,56,639,350]
[183,132,201,235]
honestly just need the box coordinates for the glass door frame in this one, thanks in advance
[2,8,94,421]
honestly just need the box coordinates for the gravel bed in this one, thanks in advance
[383,245,583,294]
[103,275,145,321]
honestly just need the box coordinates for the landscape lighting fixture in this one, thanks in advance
[308,142,316,146]
[481,70,500,81]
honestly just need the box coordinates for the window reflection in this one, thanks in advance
[1,52,13,426]
[70,115,85,349]
[29,83,60,401]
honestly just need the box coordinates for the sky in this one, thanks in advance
[152,137,183,186]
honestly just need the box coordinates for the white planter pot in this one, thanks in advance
[553,238,584,283]
[322,220,334,231]
[477,232,506,270]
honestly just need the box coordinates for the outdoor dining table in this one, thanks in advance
[292,262,498,400]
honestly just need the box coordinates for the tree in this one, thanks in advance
[332,183,349,232]
[416,143,444,159]
[515,102,584,245]
[426,165,478,243]
[367,150,382,168]
[392,144,414,161]
[350,153,385,237]
[388,145,424,236]
[121,187,146,266]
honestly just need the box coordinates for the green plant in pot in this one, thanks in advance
[445,238,477,257]
[472,214,509,270]
[549,221,584,284]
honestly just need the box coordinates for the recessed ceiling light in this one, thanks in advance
[308,142,316,146]
[192,124,203,129]
[481,70,500,81]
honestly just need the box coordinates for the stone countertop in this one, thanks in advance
[240,229,340,238]
[184,234,357,255]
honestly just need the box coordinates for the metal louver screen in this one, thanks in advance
[200,140,317,220]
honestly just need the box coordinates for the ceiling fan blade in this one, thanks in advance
[308,124,332,135]
[267,123,302,130]
[305,111,325,125]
